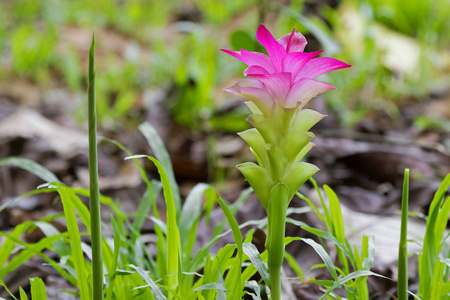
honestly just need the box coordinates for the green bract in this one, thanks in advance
[237,102,321,209]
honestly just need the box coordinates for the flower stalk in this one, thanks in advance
[222,24,350,299]
[88,32,104,300]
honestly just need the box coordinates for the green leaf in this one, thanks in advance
[284,252,305,281]
[324,185,345,244]
[129,264,167,300]
[217,197,243,299]
[242,243,270,286]
[0,279,17,300]
[319,270,389,300]
[179,183,213,251]
[56,187,90,300]
[30,277,47,300]
[139,122,181,214]
[398,169,410,300]
[0,229,75,286]
[126,155,181,296]
[302,238,338,282]
[19,287,29,300]
[0,157,60,183]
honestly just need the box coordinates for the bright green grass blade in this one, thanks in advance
[302,238,338,282]
[0,157,60,183]
[324,185,345,243]
[430,260,446,299]
[323,185,350,275]
[187,219,266,274]
[0,279,17,300]
[127,155,181,297]
[242,243,269,286]
[129,264,166,300]
[217,197,243,299]
[193,282,229,294]
[319,270,389,300]
[0,222,29,270]
[284,252,305,281]
[195,245,236,300]
[398,169,410,300]
[179,183,213,255]
[310,178,332,229]
[30,277,47,300]
[19,287,29,300]
[50,183,91,229]
[139,122,181,214]
[71,186,124,218]
[241,237,299,283]
[105,216,120,300]
[301,226,351,258]
[57,186,90,300]
[212,187,252,238]
[419,174,450,297]
[0,230,75,285]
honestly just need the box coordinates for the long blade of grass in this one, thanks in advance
[397,169,409,300]
[105,215,121,300]
[57,186,90,300]
[179,183,212,252]
[319,270,389,300]
[0,280,17,300]
[419,174,450,297]
[284,252,305,281]
[302,238,338,282]
[242,243,269,286]
[139,122,181,214]
[430,260,445,299]
[0,222,29,271]
[30,277,47,300]
[19,287,29,300]
[217,196,243,299]
[0,157,60,183]
[127,155,181,297]
[0,229,75,285]
[129,264,166,300]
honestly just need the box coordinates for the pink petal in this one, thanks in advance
[285,78,335,108]
[256,24,286,72]
[253,73,292,102]
[221,48,274,73]
[220,49,243,61]
[240,50,274,72]
[244,65,270,76]
[223,78,264,93]
[282,50,323,77]
[277,30,307,53]
[295,57,351,81]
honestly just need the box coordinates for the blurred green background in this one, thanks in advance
[0,0,449,131]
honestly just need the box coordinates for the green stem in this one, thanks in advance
[266,183,289,300]
[397,168,409,300]
[88,32,103,300]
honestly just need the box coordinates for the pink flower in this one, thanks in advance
[222,25,350,111]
